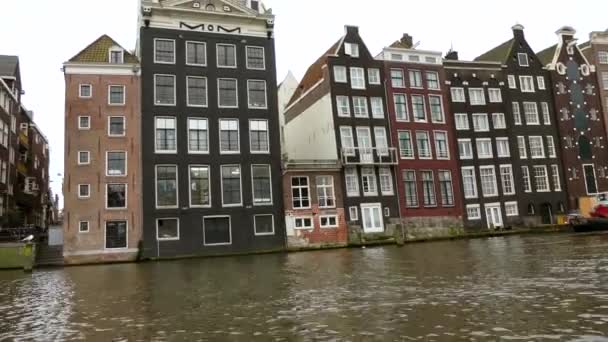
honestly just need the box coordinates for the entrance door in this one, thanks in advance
[484,204,503,229]
[356,127,373,163]
[361,203,384,233]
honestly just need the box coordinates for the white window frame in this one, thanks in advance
[523,102,540,125]
[472,113,489,132]
[188,118,210,154]
[361,167,378,197]
[155,165,179,209]
[217,78,239,109]
[522,166,532,193]
[345,167,360,197]
[345,43,359,58]
[77,151,90,165]
[398,130,414,160]
[476,138,493,159]
[220,165,243,208]
[519,76,535,93]
[185,41,207,67]
[78,184,91,199]
[500,164,516,196]
[505,201,519,217]
[254,214,275,236]
[108,85,126,106]
[350,67,366,89]
[352,96,369,118]
[533,165,550,193]
[368,68,381,85]
[541,102,551,125]
[108,116,126,137]
[340,126,355,157]
[319,215,339,229]
[154,117,177,154]
[246,45,265,70]
[78,221,90,233]
[106,151,127,177]
[455,113,469,130]
[334,66,347,83]
[492,113,506,129]
[316,175,336,209]
[370,97,384,118]
[426,71,440,90]
[249,119,270,154]
[336,96,351,117]
[154,74,176,106]
[458,139,473,160]
[599,51,608,64]
[517,53,529,67]
[216,43,237,69]
[219,119,240,155]
[508,75,517,89]
[451,87,465,103]
[379,167,394,196]
[391,69,405,88]
[479,165,498,198]
[188,165,211,208]
[78,116,91,130]
[411,94,427,122]
[156,218,180,241]
[247,79,268,110]
[186,76,208,107]
[512,102,522,125]
[552,164,562,192]
[251,164,273,206]
[488,88,502,103]
[466,204,482,220]
[517,136,527,159]
[409,69,423,88]
[416,131,432,159]
[154,38,175,64]
[293,217,313,230]
[546,136,557,158]
[429,95,445,123]
[468,88,486,105]
[537,76,546,90]
[529,136,545,159]
[496,137,510,158]
[203,216,233,246]
[291,176,311,209]
[105,183,128,210]
[79,84,92,98]
[462,166,478,199]
[394,94,409,122]
[434,130,450,160]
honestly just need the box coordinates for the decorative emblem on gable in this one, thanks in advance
[179,21,241,34]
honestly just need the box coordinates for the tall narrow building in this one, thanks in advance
[538,27,608,208]
[283,26,400,241]
[63,35,142,264]
[138,0,284,258]
[474,25,567,225]
[377,34,463,231]
[581,30,608,139]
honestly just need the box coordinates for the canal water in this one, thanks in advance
[2,233,608,341]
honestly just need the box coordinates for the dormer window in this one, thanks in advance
[517,53,529,67]
[345,43,359,58]
[109,48,124,64]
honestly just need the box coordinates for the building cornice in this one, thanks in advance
[63,63,140,76]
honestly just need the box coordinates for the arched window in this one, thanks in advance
[205,4,216,11]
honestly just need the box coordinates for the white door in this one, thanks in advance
[484,204,503,229]
[356,127,373,163]
[361,203,384,233]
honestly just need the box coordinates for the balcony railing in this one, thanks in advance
[341,147,398,165]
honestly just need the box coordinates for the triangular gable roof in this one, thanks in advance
[68,35,138,64]
[474,38,514,63]
[285,39,342,108]
[536,44,557,65]
[162,0,259,16]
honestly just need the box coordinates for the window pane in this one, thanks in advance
[156,166,177,207]
[217,44,236,67]
[188,119,208,153]
[186,41,206,65]
[155,75,175,105]
[105,221,127,249]
[247,46,265,69]
[204,217,231,245]
[155,39,175,63]
[187,77,207,106]
[220,119,239,153]
[222,166,242,205]
[107,152,126,176]
[107,184,126,208]
[218,79,237,107]
[248,80,267,108]
[109,117,125,135]
[255,215,274,235]
[252,165,272,205]
[190,166,210,206]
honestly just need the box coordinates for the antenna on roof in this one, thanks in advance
[413,41,421,49]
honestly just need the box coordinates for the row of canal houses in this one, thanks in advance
[62,0,608,264]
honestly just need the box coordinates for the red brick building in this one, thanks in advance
[378,35,463,231]
[282,162,348,249]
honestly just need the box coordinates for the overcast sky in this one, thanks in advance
[0,0,606,207]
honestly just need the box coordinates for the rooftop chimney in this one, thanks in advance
[512,23,525,39]
[445,50,459,61]
[400,34,414,49]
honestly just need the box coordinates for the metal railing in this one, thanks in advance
[341,147,398,165]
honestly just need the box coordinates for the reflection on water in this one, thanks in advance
[2,233,608,341]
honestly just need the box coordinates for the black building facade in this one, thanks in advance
[139,0,284,258]
[475,25,568,225]
[445,60,519,229]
